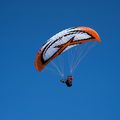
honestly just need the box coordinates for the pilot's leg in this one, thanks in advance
[60,80,66,83]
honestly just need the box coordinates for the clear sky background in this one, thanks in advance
[0,0,120,120]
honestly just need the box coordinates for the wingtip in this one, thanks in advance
[78,26,101,42]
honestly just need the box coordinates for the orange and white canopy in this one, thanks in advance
[35,26,101,72]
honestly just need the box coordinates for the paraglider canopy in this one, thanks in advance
[34,26,101,72]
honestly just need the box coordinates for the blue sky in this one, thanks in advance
[0,0,120,120]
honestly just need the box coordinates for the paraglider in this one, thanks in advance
[60,75,73,87]
[34,26,101,87]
